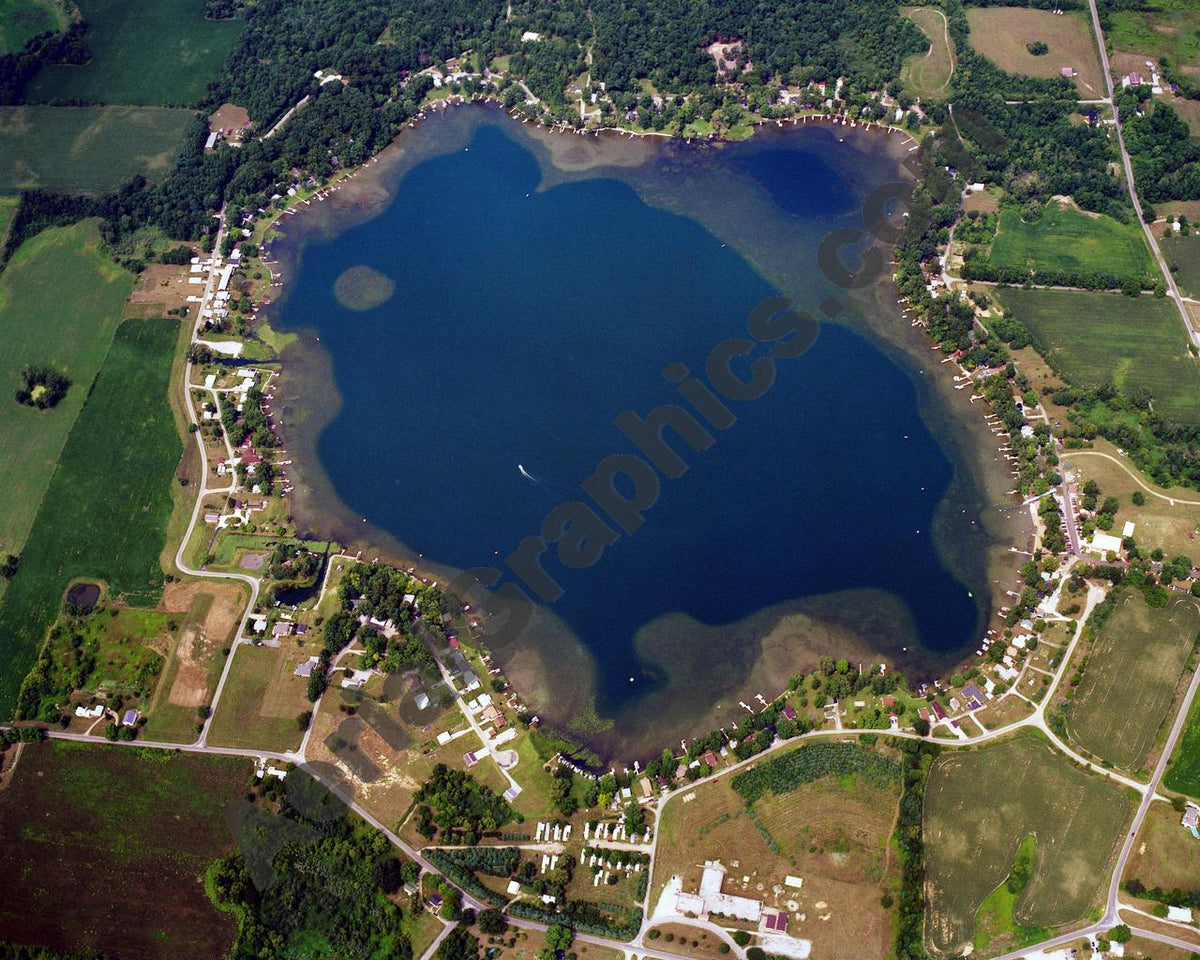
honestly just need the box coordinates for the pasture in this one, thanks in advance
[966,8,1105,97]
[25,0,243,106]
[0,221,132,559]
[1065,447,1200,558]
[924,734,1132,957]
[989,202,1153,280]
[0,741,247,959]
[901,7,955,99]
[1066,591,1200,772]
[0,105,192,196]
[652,741,902,960]
[204,642,311,753]
[994,288,1200,425]
[1162,233,1200,299]
[0,0,62,54]
[0,318,183,720]
[1165,693,1200,798]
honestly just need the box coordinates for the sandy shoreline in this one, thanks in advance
[254,100,1031,761]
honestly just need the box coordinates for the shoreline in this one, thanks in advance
[245,99,1030,762]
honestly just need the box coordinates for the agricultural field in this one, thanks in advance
[0,196,16,245]
[0,105,193,196]
[1108,0,1200,70]
[994,288,1200,425]
[901,7,955,99]
[1066,446,1200,558]
[25,0,243,106]
[989,202,1153,280]
[0,741,249,959]
[204,641,314,753]
[1165,692,1200,798]
[652,741,903,960]
[0,0,63,54]
[142,580,249,743]
[966,7,1105,97]
[1066,591,1200,772]
[0,318,184,719]
[924,733,1133,957]
[0,221,132,560]
[1162,233,1200,299]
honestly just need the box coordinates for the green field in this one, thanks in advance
[902,7,955,99]
[996,287,1200,424]
[0,741,246,959]
[0,221,133,559]
[1162,233,1200,299]
[0,0,61,54]
[0,105,193,196]
[0,317,184,720]
[924,733,1132,957]
[990,202,1153,279]
[25,0,243,106]
[1166,693,1200,798]
[1109,0,1200,67]
[1067,591,1200,772]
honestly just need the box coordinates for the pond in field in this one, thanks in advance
[270,104,1021,758]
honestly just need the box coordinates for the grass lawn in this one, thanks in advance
[994,287,1200,425]
[924,733,1133,957]
[902,7,955,99]
[0,105,194,196]
[1123,800,1200,894]
[1065,445,1200,558]
[204,641,310,753]
[990,202,1153,280]
[966,7,1105,97]
[25,0,243,106]
[0,740,248,960]
[0,318,184,720]
[0,0,62,54]
[0,221,132,559]
[1066,591,1200,772]
[1162,233,1200,299]
[1165,692,1200,799]
[972,835,1047,954]
[1109,0,1200,68]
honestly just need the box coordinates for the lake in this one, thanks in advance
[270,105,1021,759]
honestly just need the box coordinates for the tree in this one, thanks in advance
[545,924,574,952]
[0,554,18,580]
[623,801,645,836]
[477,908,508,935]
[1108,924,1131,943]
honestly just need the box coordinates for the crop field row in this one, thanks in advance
[995,287,1200,425]
[0,105,193,196]
[0,221,133,557]
[1067,591,1200,772]
[989,202,1153,280]
[924,733,1132,957]
[25,0,243,106]
[0,317,183,719]
[0,741,247,960]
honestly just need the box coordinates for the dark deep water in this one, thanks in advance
[272,110,990,744]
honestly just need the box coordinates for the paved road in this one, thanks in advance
[1085,0,1198,345]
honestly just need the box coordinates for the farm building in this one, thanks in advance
[675,860,763,922]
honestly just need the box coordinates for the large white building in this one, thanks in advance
[675,860,762,922]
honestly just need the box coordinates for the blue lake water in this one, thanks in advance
[273,109,990,751]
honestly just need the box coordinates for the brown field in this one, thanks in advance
[208,102,250,135]
[962,186,1002,214]
[967,8,1105,97]
[0,741,248,960]
[1064,445,1200,558]
[142,580,247,742]
[1124,799,1200,894]
[924,733,1133,957]
[653,765,900,960]
[1126,935,1200,960]
[973,691,1037,730]
[128,263,194,314]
